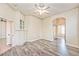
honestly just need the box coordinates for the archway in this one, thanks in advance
[53,17,66,43]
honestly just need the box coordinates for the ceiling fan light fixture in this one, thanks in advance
[36,9,48,15]
[35,3,49,15]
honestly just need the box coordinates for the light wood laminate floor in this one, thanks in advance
[0,39,79,56]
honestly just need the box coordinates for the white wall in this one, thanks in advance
[43,8,79,48]
[25,16,42,42]
[77,8,79,48]
[42,17,54,41]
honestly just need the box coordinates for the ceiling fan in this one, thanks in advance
[34,3,49,15]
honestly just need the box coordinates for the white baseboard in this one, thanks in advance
[66,43,79,49]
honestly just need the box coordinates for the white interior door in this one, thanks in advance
[6,21,14,46]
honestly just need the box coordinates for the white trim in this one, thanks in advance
[66,43,79,49]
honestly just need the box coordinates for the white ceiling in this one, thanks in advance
[9,3,79,19]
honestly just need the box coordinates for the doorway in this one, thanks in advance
[53,17,66,42]
[6,20,14,46]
